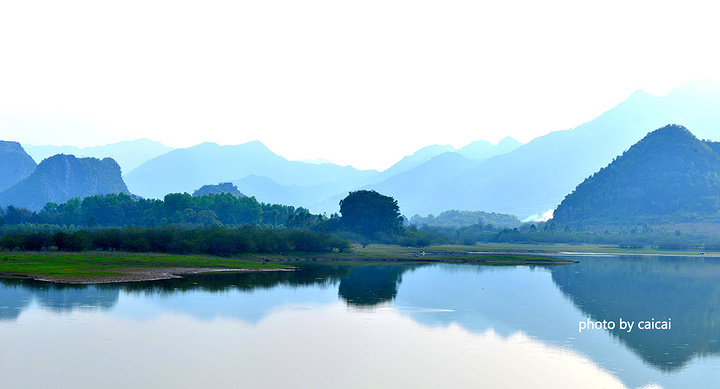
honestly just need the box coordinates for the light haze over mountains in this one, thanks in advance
[5,80,720,220]
[23,139,173,174]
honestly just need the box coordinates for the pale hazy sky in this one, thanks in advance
[2,0,719,170]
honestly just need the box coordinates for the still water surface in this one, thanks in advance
[1,255,719,388]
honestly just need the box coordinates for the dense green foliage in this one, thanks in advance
[339,190,403,238]
[409,209,521,229]
[0,192,320,229]
[0,226,349,255]
[554,125,720,224]
[399,218,720,250]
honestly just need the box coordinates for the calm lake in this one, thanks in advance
[1,255,719,388]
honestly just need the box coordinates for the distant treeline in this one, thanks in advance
[409,221,720,250]
[2,190,716,251]
[409,209,521,229]
[0,226,350,256]
[0,192,323,228]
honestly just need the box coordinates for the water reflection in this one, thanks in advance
[0,278,118,320]
[1,257,720,388]
[0,264,420,320]
[338,264,422,307]
[121,264,350,294]
[0,299,630,389]
[549,255,720,371]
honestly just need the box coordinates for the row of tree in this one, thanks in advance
[0,189,408,252]
[405,220,720,250]
[0,192,323,228]
[0,226,350,256]
[408,209,521,229]
[3,187,717,250]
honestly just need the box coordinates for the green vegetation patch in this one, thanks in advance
[0,251,287,281]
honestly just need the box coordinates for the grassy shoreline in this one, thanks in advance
[0,251,292,284]
[7,242,697,284]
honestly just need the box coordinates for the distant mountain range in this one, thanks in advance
[23,139,173,174]
[0,125,525,216]
[0,154,129,211]
[379,80,720,219]
[456,137,523,161]
[553,124,720,225]
[6,80,720,221]
[122,136,521,214]
[123,141,379,204]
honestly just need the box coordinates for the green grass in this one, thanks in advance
[0,251,287,280]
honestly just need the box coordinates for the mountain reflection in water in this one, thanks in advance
[1,257,719,388]
[549,255,720,371]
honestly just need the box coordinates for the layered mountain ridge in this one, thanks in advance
[24,138,173,174]
[0,154,129,211]
[5,80,720,220]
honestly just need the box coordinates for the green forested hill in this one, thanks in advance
[553,124,720,224]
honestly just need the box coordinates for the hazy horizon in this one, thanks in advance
[3,1,720,170]
[19,134,526,172]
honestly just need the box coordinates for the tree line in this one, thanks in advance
[0,192,323,229]
[0,225,350,256]
[2,188,716,251]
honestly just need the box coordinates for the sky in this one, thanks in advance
[2,0,720,171]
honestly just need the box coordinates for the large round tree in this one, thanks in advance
[339,190,403,237]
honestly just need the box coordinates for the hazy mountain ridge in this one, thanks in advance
[0,154,129,211]
[307,138,523,216]
[395,81,720,219]
[355,152,480,217]
[24,138,173,175]
[553,124,720,224]
[0,141,37,192]
[369,144,456,183]
[457,136,522,161]
[9,133,524,217]
[124,141,379,201]
[8,80,720,220]
[231,175,304,206]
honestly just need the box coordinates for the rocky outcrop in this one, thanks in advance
[0,154,130,210]
[0,141,36,192]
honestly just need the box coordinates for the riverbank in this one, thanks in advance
[0,245,578,284]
